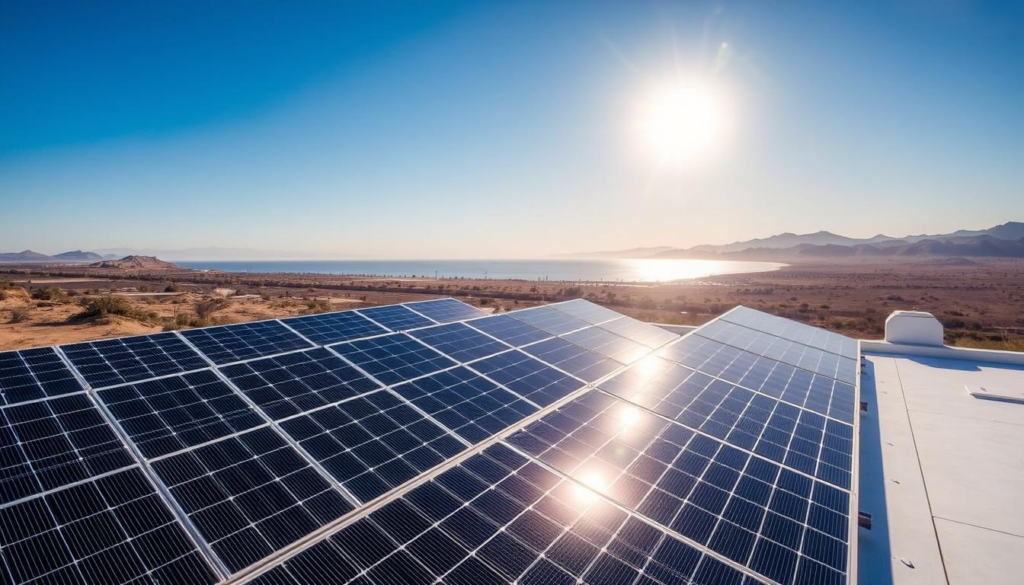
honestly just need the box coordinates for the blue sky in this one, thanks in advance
[1,0,1021,258]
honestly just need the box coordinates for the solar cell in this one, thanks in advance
[393,367,538,443]
[506,390,850,585]
[408,322,512,363]
[220,348,381,421]
[522,337,623,383]
[599,315,681,349]
[469,350,586,407]
[548,299,624,325]
[404,298,487,323]
[61,333,207,389]
[330,333,457,386]
[0,394,136,505]
[150,426,353,573]
[0,467,218,584]
[282,311,388,346]
[0,347,84,405]
[356,305,435,332]
[97,369,266,459]
[562,327,651,364]
[277,390,467,502]
[256,443,767,585]
[181,320,314,365]
[465,314,551,347]
[509,306,591,335]
[723,307,859,359]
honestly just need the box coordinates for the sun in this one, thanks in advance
[634,78,732,169]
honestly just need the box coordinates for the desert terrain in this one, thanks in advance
[1,257,1022,352]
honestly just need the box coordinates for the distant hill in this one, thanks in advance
[53,250,103,261]
[89,255,182,270]
[0,250,53,262]
[689,231,896,253]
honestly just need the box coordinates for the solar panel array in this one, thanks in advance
[0,298,860,585]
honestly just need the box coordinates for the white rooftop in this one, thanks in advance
[858,344,1024,585]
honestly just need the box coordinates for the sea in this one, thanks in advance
[177,259,785,283]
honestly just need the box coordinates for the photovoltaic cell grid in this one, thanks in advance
[723,307,859,360]
[330,333,457,386]
[355,304,436,332]
[281,311,388,346]
[562,326,650,365]
[277,390,467,503]
[465,314,551,347]
[61,333,208,389]
[548,298,624,325]
[405,298,488,323]
[408,322,512,363]
[469,350,586,407]
[599,315,681,349]
[150,426,353,574]
[97,369,266,460]
[0,467,217,584]
[509,306,592,335]
[392,367,538,443]
[0,394,136,506]
[248,443,768,585]
[219,348,381,421]
[0,347,84,406]
[181,320,314,365]
[507,391,852,585]
[522,337,623,383]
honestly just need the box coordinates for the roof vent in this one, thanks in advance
[967,385,1024,405]
[884,311,944,346]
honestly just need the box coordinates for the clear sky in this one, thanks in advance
[1,0,1021,259]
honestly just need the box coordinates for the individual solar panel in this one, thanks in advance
[0,394,136,505]
[392,367,538,443]
[61,333,207,389]
[282,310,388,346]
[723,306,859,359]
[404,298,488,323]
[330,333,457,386]
[548,299,623,325]
[509,306,591,335]
[469,350,586,407]
[181,320,314,365]
[220,348,381,421]
[465,314,551,347]
[0,467,218,584]
[97,369,266,459]
[408,322,512,363]
[356,305,435,332]
[521,337,623,383]
[599,315,681,349]
[258,443,766,585]
[0,347,84,405]
[506,390,851,585]
[150,426,352,573]
[277,390,467,502]
[562,326,651,364]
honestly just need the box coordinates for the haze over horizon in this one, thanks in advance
[2,1,1021,259]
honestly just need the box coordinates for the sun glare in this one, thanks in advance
[634,78,731,169]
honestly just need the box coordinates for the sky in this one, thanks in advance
[1,0,1022,259]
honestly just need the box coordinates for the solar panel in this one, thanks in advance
[253,443,766,585]
[404,298,488,323]
[507,390,851,585]
[469,350,586,407]
[465,314,551,347]
[282,311,388,346]
[276,390,467,503]
[392,366,538,443]
[0,347,84,405]
[521,337,623,383]
[723,307,859,360]
[562,326,650,364]
[548,299,624,325]
[0,394,136,505]
[408,322,512,363]
[220,348,381,421]
[330,333,457,386]
[0,467,218,584]
[599,315,681,349]
[356,305,435,332]
[509,306,591,335]
[181,320,314,365]
[97,369,266,459]
[61,332,207,389]
[150,426,353,574]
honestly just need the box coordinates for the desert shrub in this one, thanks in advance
[76,296,149,321]
[32,287,66,302]
[165,284,178,293]
[194,297,230,319]
[304,299,332,314]
[8,306,30,324]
